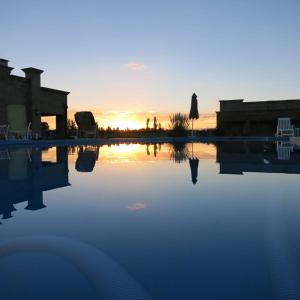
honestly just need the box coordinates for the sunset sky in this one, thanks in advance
[1,0,300,129]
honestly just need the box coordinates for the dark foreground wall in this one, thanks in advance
[217,99,300,136]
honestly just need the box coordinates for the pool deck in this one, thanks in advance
[0,136,288,148]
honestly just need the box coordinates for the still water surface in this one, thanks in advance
[0,142,299,299]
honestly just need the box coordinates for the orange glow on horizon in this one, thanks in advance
[68,110,216,130]
[96,113,146,130]
[42,110,216,130]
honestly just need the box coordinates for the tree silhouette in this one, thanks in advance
[67,118,77,130]
[153,116,158,131]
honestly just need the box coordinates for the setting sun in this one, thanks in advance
[97,112,143,130]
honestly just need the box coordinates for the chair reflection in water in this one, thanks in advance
[0,147,70,221]
[276,142,294,161]
[75,146,100,172]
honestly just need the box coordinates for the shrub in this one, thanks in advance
[169,113,190,137]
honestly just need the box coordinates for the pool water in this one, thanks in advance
[0,142,300,299]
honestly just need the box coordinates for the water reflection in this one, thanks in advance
[70,141,300,183]
[2,141,300,224]
[217,142,300,174]
[75,146,100,172]
[0,147,69,222]
[189,158,199,185]
[1,142,300,299]
[145,143,162,157]
[169,142,190,163]
[276,141,294,160]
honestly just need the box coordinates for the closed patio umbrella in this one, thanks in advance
[189,93,199,136]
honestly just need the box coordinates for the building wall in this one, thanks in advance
[0,61,69,138]
[40,88,67,115]
[217,99,300,136]
[0,75,28,124]
[40,88,68,137]
[219,99,300,112]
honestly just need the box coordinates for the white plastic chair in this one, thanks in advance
[276,118,294,137]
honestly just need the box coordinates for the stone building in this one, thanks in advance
[217,99,300,136]
[0,58,69,138]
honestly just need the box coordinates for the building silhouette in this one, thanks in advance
[0,59,69,138]
[217,99,300,136]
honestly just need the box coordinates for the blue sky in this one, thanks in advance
[1,0,300,115]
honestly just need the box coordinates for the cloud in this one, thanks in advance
[124,62,145,71]
[127,202,147,211]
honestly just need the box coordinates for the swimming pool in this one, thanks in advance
[0,141,299,299]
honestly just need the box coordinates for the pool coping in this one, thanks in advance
[0,136,289,148]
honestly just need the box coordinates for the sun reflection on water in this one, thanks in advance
[41,143,217,165]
